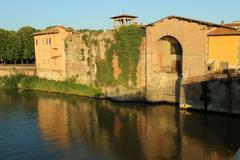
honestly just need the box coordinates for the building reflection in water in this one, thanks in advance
[38,98,70,150]
[36,93,239,160]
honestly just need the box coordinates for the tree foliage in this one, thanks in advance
[0,26,36,64]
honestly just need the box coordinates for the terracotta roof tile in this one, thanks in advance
[32,28,59,36]
[208,27,240,36]
[223,23,240,27]
[32,26,73,36]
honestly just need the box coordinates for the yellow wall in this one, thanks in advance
[34,27,72,80]
[208,35,240,67]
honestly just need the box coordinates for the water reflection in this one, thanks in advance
[0,90,239,160]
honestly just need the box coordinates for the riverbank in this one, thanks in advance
[0,74,102,98]
[1,74,240,116]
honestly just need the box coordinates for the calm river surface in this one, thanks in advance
[0,90,239,160]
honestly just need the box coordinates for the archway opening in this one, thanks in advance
[159,36,183,104]
[159,36,183,75]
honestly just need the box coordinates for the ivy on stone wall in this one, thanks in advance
[115,25,145,86]
[80,30,103,47]
[82,34,89,46]
[95,25,145,87]
[95,43,115,87]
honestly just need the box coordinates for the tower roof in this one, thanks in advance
[110,14,138,19]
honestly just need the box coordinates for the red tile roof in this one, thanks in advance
[208,27,240,36]
[32,26,73,36]
[223,23,240,27]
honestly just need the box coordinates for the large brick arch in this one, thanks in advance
[145,17,217,102]
[158,35,183,74]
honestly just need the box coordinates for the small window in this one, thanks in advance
[49,38,51,45]
[46,38,48,45]
[35,39,38,45]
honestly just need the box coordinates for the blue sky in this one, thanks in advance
[0,0,239,30]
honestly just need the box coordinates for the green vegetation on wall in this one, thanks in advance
[95,46,115,87]
[80,30,103,47]
[95,25,145,87]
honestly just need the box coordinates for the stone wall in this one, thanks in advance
[146,72,180,103]
[65,30,146,98]
[65,30,114,85]
[180,74,240,114]
[0,65,35,77]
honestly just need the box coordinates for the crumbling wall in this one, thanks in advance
[65,30,114,85]
[65,28,146,98]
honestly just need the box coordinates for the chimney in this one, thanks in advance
[221,20,224,25]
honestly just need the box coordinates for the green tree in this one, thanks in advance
[0,29,9,64]
[7,31,21,64]
[17,26,36,64]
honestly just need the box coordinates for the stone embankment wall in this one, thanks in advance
[180,74,240,114]
[0,65,35,77]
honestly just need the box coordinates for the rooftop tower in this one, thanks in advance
[110,14,138,29]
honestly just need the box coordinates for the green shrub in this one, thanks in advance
[0,75,102,98]
[0,74,23,89]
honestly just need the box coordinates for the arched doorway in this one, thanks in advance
[159,36,183,75]
[159,36,183,104]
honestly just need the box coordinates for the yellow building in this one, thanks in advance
[208,27,240,73]
[33,26,73,80]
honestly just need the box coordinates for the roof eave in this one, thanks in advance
[110,15,138,19]
[31,31,59,36]
[208,33,240,36]
[145,15,232,29]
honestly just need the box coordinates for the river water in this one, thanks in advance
[0,90,239,160]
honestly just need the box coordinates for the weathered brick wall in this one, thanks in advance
[145,18,217,102]
[0,65,35,77]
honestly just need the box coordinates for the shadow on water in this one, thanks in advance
[0,90,239,160]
